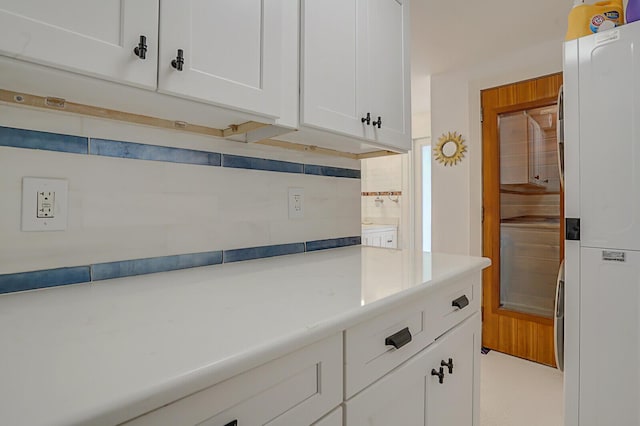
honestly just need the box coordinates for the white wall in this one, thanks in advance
[430,38,563,255]
[0,104,361,274]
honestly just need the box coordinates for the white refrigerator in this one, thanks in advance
[563,21,640,426]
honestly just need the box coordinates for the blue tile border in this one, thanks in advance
[224,243,306,263]
[304,164,361,179]
[306,236,362,252]
[92,251,223,281]
[0,266,91,294]
[0,237,362,294]
[222,154,303,174]
[0,126,88,154]
[0,126,360,179]
[90,139,221,166]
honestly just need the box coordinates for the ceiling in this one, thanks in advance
[410,0,574,76]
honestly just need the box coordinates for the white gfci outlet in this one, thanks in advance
[22,177,68,231]
[288,187,304,219]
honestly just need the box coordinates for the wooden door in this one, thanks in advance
[0,0,158,88]
[364,0,411,151]
[481,73,564,366]
[158,0,283,118]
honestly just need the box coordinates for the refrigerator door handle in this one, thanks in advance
[554,259,565,371]
[556,85,565,190]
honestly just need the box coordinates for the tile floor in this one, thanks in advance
[481,350,564,426]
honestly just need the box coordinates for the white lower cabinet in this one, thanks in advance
[122,273,482,426]
[345,313,480,426]
[123,334,342,426]
[361,228,397,249]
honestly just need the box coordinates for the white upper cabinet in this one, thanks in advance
[302,0,364,138]
[0,0,158,89]
[301,0,411,151]
[364,0,411,149]
[158,0,283,118]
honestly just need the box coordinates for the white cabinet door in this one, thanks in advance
[425,313,478,426]
[579,248,640,426]
[363,0,411,151]
[159,0,283,118]
[578,23,640,252]
[0,0,158,89]
[345,314,479,426]
[381,230,398,248]
[301,0,366,138]
[301,0,410,151]
[345,346,427,425]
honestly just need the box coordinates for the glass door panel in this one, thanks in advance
[498,105,561,318]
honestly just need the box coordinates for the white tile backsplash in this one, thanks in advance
[0,105,361,274]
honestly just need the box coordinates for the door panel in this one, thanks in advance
[579,247,640,426]
[578,28,640,251]
[425,315,477,426]
[365,0,410,149]
[345,349,426,425]
[301,0,364,137]
[0,0,158,88]
[159,0,282,118]
[481,73,563,366]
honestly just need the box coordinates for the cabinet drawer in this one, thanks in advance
[428,275,480,340]
[124,334,342,426]
[345,300,430,398]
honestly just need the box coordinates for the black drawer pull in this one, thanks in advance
[385,327,412,349]
[224,421,237,426]
[452,295,469,310]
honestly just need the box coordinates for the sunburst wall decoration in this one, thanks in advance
[434,131,467,166]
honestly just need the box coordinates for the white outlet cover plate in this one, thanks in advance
[22,177,68,231]
[288,187,304,219]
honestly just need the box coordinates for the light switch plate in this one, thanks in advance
[288,187,304,219]
[22,177,68,231]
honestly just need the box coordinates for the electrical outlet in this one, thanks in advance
[37,191,55,218]
[22,177,68,231]
[288,187,304,219]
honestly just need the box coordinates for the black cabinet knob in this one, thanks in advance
[171,49,184,71]
[385,327,412,349]
[361,112,371,125]
[133,35,147,59]
[441,358,454,374]
[372,116,382,128]
[431,367,445,384]
[452,295,469,310]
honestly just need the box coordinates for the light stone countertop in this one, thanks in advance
[0,246,490,426]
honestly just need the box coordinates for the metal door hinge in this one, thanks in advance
[480,108,484,123]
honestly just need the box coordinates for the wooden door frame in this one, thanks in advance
[481,72,563,366]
